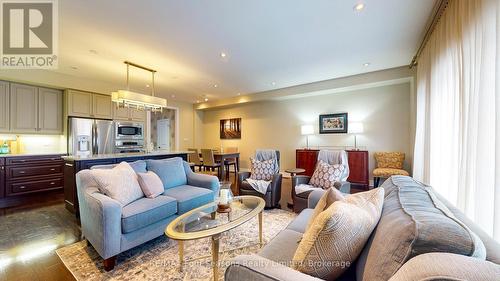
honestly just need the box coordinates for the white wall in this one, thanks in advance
[200,82,413,182]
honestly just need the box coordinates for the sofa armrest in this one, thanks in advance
[307,189,326,209]
[187,172,220,192]
[226,254,322,281]
[81,192,122,259]
[239,171,251,182]
[338,181,351,194]
[389,253,500,281]
[292,175,310,187]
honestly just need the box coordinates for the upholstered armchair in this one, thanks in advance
[238,150,282,209]
[373,152,409,187]
[292,150,350,213]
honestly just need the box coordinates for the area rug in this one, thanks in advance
[56,208,296,281]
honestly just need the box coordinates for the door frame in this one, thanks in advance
[146,106,179,151]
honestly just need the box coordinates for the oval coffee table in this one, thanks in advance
[165,195,265,280]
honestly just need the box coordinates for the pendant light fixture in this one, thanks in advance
[112,61,167,112]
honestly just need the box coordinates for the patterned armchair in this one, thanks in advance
[373,152,409,187]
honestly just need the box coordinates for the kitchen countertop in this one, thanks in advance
[0,152,67,158]
[62,151,190,162]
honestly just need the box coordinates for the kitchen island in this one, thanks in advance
[63,151,189,215]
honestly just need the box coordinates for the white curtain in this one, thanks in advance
[413,0,500,241]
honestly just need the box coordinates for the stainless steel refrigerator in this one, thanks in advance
[68,117,114,157]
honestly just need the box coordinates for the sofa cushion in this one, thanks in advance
[309,160,345,189]
[163,185,214,214]
[388,253,500,281]
[146,158,187,189]
[91,161,144,206]
[137,171,164,198]
[121,195,177,233]
[91,160,147,174]
[356,176,486,281]
[292,188,385,280]
[260,228,303,264]
[249,157,277,181]
[286,208,314,233]
[306,187,345,230]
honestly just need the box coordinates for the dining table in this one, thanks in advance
[213,152,240,181]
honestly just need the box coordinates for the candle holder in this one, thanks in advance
[217,181,233,213]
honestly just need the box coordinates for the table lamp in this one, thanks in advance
[301,125,314,149]
[348,122,364,150]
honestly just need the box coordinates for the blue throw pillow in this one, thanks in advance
[129,160,147,173]
[146,157,187,189]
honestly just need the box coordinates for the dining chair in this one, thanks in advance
[201,149,222,178]
[187,148,203,172]
[223,147,239,182]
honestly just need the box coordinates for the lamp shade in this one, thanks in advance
[349,122,364,134]
[301,125,314,135]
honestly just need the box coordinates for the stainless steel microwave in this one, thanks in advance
[115,122,144,140]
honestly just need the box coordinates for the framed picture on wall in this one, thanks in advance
[319,113,348,134]
[220,118,242,139]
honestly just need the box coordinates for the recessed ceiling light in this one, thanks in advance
[196,100,200,103]
[363,62,371,66]
[204,98,209,102]
[353,3,365,11]
[89,49,98,55]
[213,84,218,88]
[220,52,227,58]
[236,93,241,96]
[145,84,150,88]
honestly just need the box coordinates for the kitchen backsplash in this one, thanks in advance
[0,134,67,154]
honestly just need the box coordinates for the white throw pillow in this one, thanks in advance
[91,161,144,205]
[309,160,345,189]
[292,188,385,280]
[137,171,164,198]
[249,157,276,181]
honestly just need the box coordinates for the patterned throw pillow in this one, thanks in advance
[249,157,276,181]
[309,160,345,189]
[91,161,144,206]
[292,188,385,280]
[306,187,345,230]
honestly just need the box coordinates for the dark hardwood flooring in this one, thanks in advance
[0,174,366,281]
[0,192,78,281]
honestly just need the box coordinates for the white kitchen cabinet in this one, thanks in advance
[0,81,9,132]
[92,94,113,119]
[113,106,146,122]
[66,90,112,119]
[10,83,38,133]
[38,87,63,134]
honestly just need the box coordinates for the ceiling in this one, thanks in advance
[51,0,436,103]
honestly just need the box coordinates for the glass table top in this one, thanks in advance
[165,195,265,240]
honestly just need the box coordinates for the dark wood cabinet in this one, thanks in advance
[296,149,319,176]
[0,154,65,207]
[0,158,4,198]
[346,150,369,190]
[296,149,370,190]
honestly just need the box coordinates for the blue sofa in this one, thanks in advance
[75,157,220,270]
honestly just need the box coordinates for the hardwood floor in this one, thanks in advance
[0,192,78,281]
[0,173,365,281]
